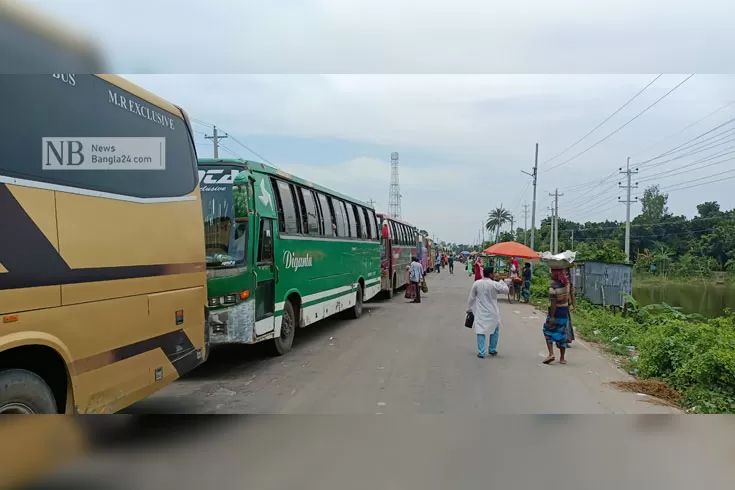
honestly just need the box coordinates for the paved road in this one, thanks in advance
[127,269,675,414]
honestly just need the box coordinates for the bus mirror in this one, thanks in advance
[233,184,250,219]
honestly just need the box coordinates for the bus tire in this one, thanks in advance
[349,285,364,319]
[272,300,296,356]
[386,281,394,299]
[0,369,58,414]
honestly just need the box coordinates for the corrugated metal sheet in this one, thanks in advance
[572,261,632,307]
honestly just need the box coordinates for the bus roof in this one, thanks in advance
[199,158,375,209]
[375,212,418,229]
[96,75,185,119]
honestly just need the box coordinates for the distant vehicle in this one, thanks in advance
[377,214,420,298]
[197,158,381,355]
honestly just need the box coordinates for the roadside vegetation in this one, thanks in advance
[529,265,735,413]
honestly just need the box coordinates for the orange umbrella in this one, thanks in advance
[482,241,540,261]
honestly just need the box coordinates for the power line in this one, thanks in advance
[635,116,735,167]
[227,134,275,165]
[545,74,695,172]
[638,132,735,172]
[662,170,735,193]
[631,99,735,158]
[637,151,735,184]
[543,74,662,166]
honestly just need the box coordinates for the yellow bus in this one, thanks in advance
[0,74,208,414]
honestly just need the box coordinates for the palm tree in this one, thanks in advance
[652,241,674,276]
[485,206,512,243]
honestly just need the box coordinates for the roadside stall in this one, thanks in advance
[482,241,541,303]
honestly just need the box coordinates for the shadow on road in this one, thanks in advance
[181,302,388,382]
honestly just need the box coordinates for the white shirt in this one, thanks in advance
[466,278,510,335]
[409,261,423,282]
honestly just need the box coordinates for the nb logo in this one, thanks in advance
[44,139,85,166]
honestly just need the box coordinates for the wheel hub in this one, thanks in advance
[0,402,35,414]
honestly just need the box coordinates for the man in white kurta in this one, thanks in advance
[466,267,509,358]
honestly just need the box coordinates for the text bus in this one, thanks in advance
[198,158,381,355]
[0,74,208,414]
[377,214,419,297]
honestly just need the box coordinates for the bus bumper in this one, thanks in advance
[207,300,257,345]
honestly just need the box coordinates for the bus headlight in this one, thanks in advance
[208,297,220,307]
[224,294,237,304]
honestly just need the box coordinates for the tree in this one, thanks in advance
[639,185,670,223]
[498,231,515,243]
[697,201,721,219]
[485,207,512,243]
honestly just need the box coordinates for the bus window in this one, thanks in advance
[331,197,347,237]
[339,200,352,238]
[300,189,320,235]
[389,221,397,243]
[399,224,407,245]
[317,192,334,236]
[275,180,301,234]
[357,206,368,239]
[257,218,274,264]
[347,204,360,238]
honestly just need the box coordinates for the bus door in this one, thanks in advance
[254,218,276,336]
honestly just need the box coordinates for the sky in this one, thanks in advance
[17,0,735,245]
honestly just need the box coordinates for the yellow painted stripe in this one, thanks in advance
[95,75,183,119]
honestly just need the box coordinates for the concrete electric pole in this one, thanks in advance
[205,126,228,159]
[619,157,639,263]
[522,203,530,245]
[522,144,539,253]
[549,189,564,254]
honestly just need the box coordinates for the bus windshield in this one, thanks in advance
[200,168,248,268]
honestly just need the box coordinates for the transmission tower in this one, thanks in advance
[388,152,402,219]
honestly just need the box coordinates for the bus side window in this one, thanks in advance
[271,178,286,233]
[258,219,274,264]
[295,186,309,234]
[359,207,370,239]
[347,204,360,239]
[330,196,346,237]
[275,180,301,234]
[301,189,320,235]
[317,192,334,237]
[340,200,354,238]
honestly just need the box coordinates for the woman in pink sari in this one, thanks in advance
[473,257,483,281]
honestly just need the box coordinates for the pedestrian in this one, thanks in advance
[467,256,473,276]
[566,268,576,346]
[542,269,571,365]
[436,254,442,273]
[448,255,455,274]
[521,262,532,303]
[466,266,509,358]
[404,264,416,301]
[409,256,424,303]
[473,256,483,281]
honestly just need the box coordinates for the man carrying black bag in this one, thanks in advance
[466,267,509,358]
[409,256,424,304]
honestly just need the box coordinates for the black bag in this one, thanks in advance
[464,312,474,328]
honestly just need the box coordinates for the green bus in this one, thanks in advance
[198,158,382,355]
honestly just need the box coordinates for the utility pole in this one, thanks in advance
[571,229,574,250]
[619,157,639,263]
[205,126,228,158]
[367,198,376,207]
[521,143,539,252]
[549,189,564,254]
[522,203,530,245]
[509,215,515,241]
[547,205,555,253]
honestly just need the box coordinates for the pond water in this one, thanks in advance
[633,281,735,318]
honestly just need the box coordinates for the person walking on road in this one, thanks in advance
[467,256,473,276]
[542,269,571,365]
[566,268,576,346]
[448,255,455,274]
[409,256,424,303]
[473,256,483,281]
[466,267,510,358]
[521,262,532,303]
[436,254,442,273]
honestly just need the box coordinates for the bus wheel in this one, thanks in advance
[386,281,394,299]
[272,301,296,356]
[0,369,58,414]
[349,285,364,319]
